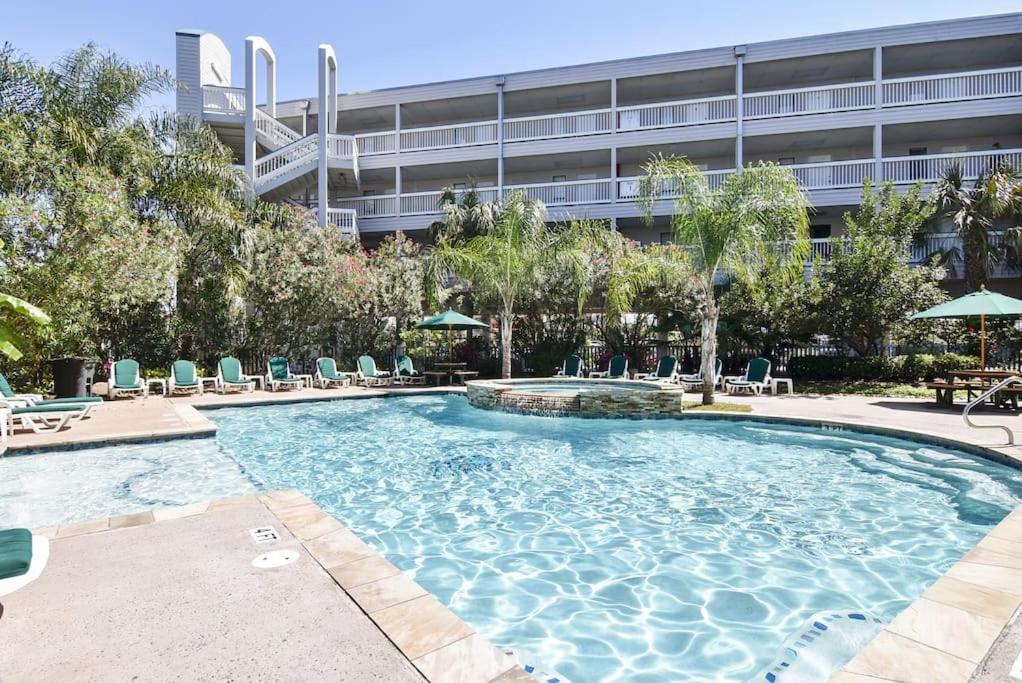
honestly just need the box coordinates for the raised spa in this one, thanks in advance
[466,377,686,417]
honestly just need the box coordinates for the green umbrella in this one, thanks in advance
[416,310,489,362]
[911,286,1022,368]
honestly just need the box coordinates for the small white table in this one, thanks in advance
[147,378,167,396]
[199,377,218,393]
[294,374,314,389]
[771,378,794,395]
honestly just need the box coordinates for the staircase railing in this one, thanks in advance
[962,376,1022,445]
[254,109,302,149]
[254,136,318,185]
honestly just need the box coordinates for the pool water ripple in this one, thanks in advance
[206,395,1022,682]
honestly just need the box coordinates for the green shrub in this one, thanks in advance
[787,353,980,382]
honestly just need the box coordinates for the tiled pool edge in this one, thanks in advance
[34,490,527,683]
[831,503,1022,683]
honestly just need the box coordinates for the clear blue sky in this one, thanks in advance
[5,0,1020,109]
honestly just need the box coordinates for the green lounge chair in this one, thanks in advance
[216,357,255,394]
[0,371,101,409]
[4,403,88,437]
[726,357,772,396]
[109,359,147,400]
[679,358,723,391]
[553,355,583,378]
[636,356,679,383]
[590,354,628,379]
[316,357,352,389]
[169,360,203,395]
[0,527,49,603]
[393,355,426,386]
[356,356,391,387]
[266,356,303,392]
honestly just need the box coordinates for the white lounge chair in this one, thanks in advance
[315,357,352,389]
[726,357,772,395]
[552,355,583,378]
[109,359,148,400]
[216,357,256,394]
[266,356,303,392]
[392,355,426,386]
[635,356,680,383]
[356,356,392,387]
[589,354,628,379]
[679,358,724,391]
[5,403,86,437]
[169,360,204,395]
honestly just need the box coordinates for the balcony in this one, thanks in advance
[882,67,1022,107]
[202,85,245,114]
[336,195,398,219]
[506,178,613,207]
[743,82,874,119]
[326,208,358,239]
[884,149,1022,184]
[503,110,614,142]
[399,121,498,152]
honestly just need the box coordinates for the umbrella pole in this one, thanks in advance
[981,314,986,369]
[448,326,453,362]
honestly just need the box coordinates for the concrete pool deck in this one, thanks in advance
[1,490,524,682]
[4,387,1022,680]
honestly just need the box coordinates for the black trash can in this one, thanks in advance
[48,357,97,398]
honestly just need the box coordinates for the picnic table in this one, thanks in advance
[926,369,1021,408]
[425,362,478,385]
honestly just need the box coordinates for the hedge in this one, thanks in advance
[787,353,981,382]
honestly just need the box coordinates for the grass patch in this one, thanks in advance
[683,401,753,413]
[797,381,935,398]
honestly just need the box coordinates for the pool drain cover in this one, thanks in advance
[252,549,299,569]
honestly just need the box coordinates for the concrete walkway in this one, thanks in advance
[1,492,523,683]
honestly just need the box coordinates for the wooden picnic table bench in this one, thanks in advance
[926,380,1022,409]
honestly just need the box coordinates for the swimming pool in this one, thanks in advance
[3,394,1021,681]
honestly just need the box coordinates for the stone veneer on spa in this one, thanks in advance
[466,378,686,417]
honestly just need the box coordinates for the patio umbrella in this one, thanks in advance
[416,310,489,361]
[911,286,1022,368]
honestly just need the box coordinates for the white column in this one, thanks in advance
[873,46,883,182]
[734,46,746,171]
[497,77,505,195]
[244,40,257,187]
[610,78,618,203]
[394,103,402,216]
[317,46,334,228]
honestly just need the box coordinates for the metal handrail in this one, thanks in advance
[962,375,1022,444]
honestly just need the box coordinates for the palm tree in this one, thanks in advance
[426,191,599,379]
[626,155,812,404]
[932,162,1022,291]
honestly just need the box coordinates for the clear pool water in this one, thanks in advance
[3,394,1021,682]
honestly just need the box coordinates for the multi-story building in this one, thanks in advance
[176,13,1022,277]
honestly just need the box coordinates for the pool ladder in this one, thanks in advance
[962,375,1022,445]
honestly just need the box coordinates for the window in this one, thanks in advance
[810,224,831,239]
[778,157,795,166]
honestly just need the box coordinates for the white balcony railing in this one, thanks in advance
[503,109,613,142]
[883,149,1022,184]
[505,178,612,207]
[326,208,358,238]
[326,134,357,159]
[336,195,398,218]
[743,82,875,119]
[355,131,397,156]
[202,85,245,114]
[616,95,736,131]
[784,159,876,190]
[400,121,499,152]
[883,66,1022,107]
[616,169,736,200]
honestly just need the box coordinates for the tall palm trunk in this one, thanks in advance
[699,294,719,406]
[962,227,988,291]
[500,314,513,379]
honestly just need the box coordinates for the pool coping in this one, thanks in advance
[33,490,527,683]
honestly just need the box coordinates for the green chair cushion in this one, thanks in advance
[11,404,83,414]
[746,357,771,383]
[563,355,581,376]
[608,355,627,377]
[358,356,378,378]
[0,528,32,580]
[219,357,244,383]
[35,397,102,405]
[656,356,678,378]
[0,372,16,399]
[113,359,139,388]
[317,358,340,380]
[172,360,196,385]
[268,357,291,381]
